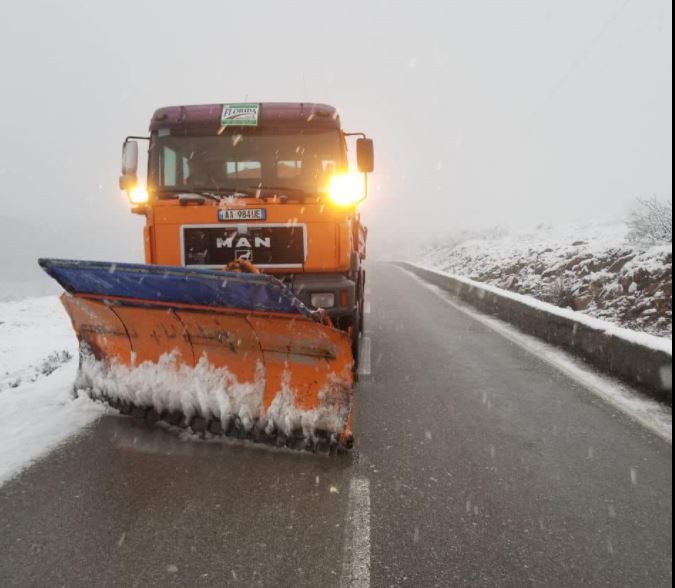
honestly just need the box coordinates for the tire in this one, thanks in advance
[336,309,361,376]
[358,270,366,334]
[351,309,361,374]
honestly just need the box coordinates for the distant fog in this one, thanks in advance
[0,0,671,296]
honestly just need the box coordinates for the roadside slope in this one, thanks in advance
[421,223,672,338]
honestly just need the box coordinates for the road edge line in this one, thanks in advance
[339,476,371,588]
[403,269,672,445]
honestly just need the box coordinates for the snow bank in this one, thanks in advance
[415,264,672,355]
[0,297,105,486]
[0,296,76,381]
[421,223,672,338]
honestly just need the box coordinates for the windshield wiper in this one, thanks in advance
[156,188,221,203]
[156,188,256,202]
[192,187,258,198]
[157,186,314,204]
[247,186,315,202]
[251,186,311,195]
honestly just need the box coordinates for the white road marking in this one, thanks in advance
[407,272,672,444]
[364,301,372,315]
[359,337,372,377]
[339,477,371,588]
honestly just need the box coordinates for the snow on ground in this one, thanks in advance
[411,263,672,355]
[0,297,105,486]
[1,297,75,386]
[420,223,672,339]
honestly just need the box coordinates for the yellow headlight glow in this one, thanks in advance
[327,172,365,207]
[128,186,149,205]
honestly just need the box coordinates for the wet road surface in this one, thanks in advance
[0,263,671,587]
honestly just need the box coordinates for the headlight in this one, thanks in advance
[311,293,336,309]
[327,172,365,207]
[128,186,149,205]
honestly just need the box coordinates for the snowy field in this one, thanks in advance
[421,223,672,339]
[0,297,105,486]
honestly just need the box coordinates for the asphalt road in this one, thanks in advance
[0,263,672,587]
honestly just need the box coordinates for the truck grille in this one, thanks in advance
[182,224,306,268]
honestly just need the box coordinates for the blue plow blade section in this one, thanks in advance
[38,259,313,318]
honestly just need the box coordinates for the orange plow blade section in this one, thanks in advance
[62,295,355,450]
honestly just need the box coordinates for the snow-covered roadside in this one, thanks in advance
[0,297,76,380]
[0,297,105,486]
[411,263,673,354]
[420,223,672,339]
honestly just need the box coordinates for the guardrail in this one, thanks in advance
[398,262,673,405]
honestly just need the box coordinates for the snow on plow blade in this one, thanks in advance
[38,259,354,450]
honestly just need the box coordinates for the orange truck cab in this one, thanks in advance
[120,102,374,349]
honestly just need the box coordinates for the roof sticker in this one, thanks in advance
[220,103,261,127]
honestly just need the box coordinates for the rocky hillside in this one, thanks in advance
[421,224,672,339]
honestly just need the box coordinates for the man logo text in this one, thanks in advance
[216,237,272,249]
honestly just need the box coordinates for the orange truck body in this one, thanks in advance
[134,102,369,332]
[144,200,356,273]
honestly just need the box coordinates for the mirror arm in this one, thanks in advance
[124,136,151,144]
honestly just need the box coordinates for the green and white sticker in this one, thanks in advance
[220,103,260,127]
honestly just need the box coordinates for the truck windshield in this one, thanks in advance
[149,130,346,197]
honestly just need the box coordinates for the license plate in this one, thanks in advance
[218,208,267,222]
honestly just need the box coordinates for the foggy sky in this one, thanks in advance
[0,0,672,296]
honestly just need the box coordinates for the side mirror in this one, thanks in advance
[356,138,375,174]
[122,140,139,175]
[120,140,139,190]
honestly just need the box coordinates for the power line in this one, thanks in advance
[544,0,634,103]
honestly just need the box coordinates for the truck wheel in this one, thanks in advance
[358,270,366,334]
[336,310,361,375]
[351,310,361,376]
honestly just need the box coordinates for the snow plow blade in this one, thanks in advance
[38,259,354,451]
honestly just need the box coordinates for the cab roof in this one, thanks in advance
[149,102,341,133]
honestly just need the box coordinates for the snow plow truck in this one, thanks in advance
[39,102,374,452]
